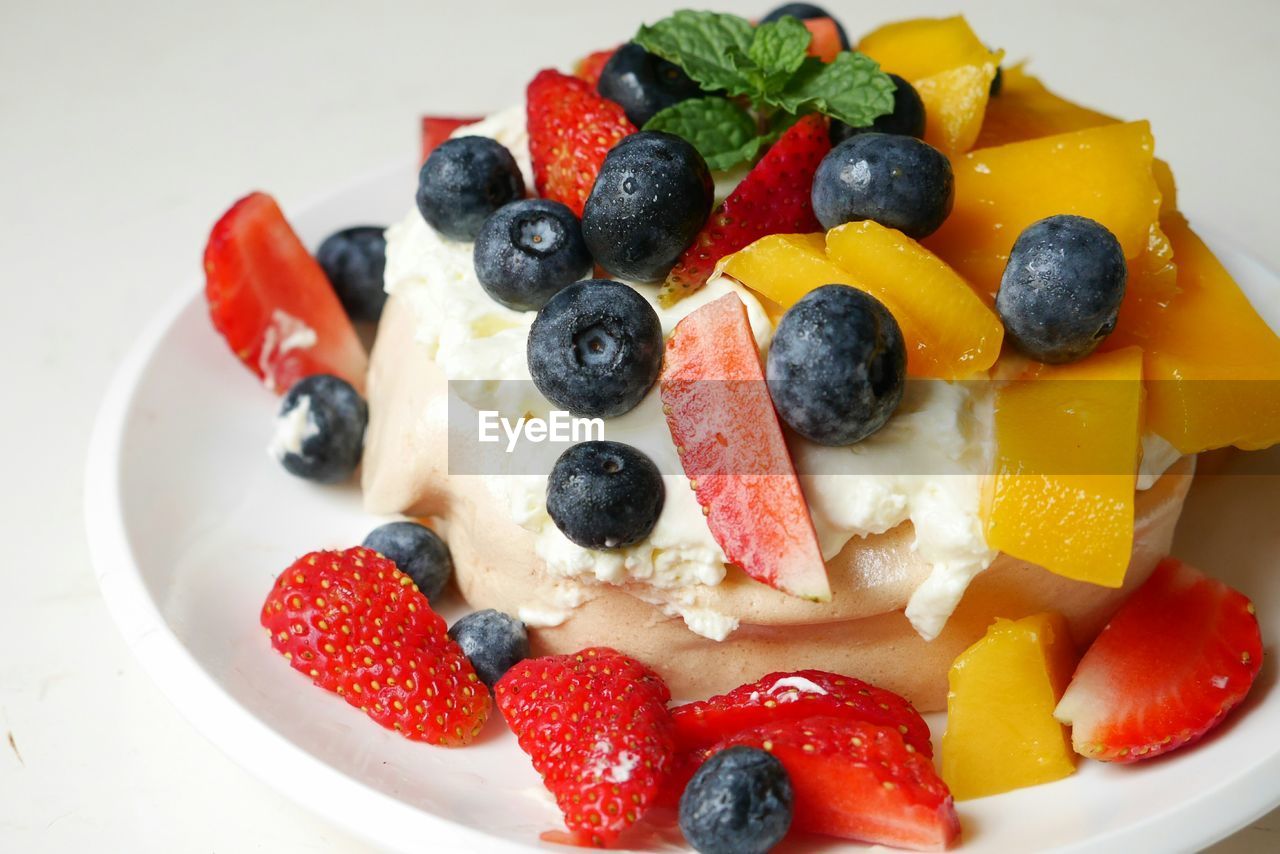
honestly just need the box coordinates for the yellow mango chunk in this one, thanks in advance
[943,612,1078,801]
[825,221,1002,378]
[926,122,1163,301]
[984,347,1143,587]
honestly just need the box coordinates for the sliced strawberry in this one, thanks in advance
[659,114,829,306]
[722,717,960,850]
[260,547,489,745]
[803,18,843,62]
[1055,557,1263,763]
[660,293,830,601]
[574,47,618,88]
[527,69,636,216]
[204,192,367,393]
[420,115,481,164]
[495,648,674,847]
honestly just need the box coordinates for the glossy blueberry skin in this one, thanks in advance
[597,42,704,127]
[760,3,850,50]
[678,746,794,854]
[812,133,954,239]
[416,136,525,241]
[316,226,388,322]
[767,285,906,445]
[581,132,713,284]
[448,609,530,688]
[546,441,665,550]
[528,279,664,418]
[996,214,1128,364]
[473,199,593,311]
[363,521,454,603]
[272,374,367,483]
[830,74,926,143]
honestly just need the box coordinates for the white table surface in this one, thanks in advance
[3,0,1279,850]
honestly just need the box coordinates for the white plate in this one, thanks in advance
[86,160,1280,853]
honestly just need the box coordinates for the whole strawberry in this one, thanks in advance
[495,647,674,847]
[261,547,489,746]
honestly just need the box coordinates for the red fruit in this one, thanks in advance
[421,115,481,163]
[660,293,831,601]
[659,113,830,305]
[527,69,636,216]
[803,18,843,62]
[204,192,368,393]
[723,717,960,851]
[1055,557,1263,763]
[260,547,489,746]
[574,47,618,88]
[495,648,674,847]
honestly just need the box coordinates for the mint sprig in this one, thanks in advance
[644,98,764,171]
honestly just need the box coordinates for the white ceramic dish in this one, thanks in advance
[86,160,1280,852]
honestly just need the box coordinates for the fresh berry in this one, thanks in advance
[204,192,368,393]
[760,4,850,50]
[473,199,593,311]
[996,214,1128,364]
[527,69,636,217]
[546,441,665,549]
[269,374,367,483]
[362,520,453,604]
[660,293,830,601]
[660,114,829,305]
[582,131,714,283]
[678,746,794,854]
[800,16,843,62]
[1055,557,1263,763]
[260,547,490,745]
[767,284,906,445]
[597,42,704,127]
[416,136,526,241]
[420,115,481,164]
[316,226,387,323]
[575,47,618,88]
[722,717,960,850]
[495,648,674,847]
[811,133,954,238]
[448,609,530,688]
[527,280,663,417]
[990,63,1004,97]
[830,74,926,143]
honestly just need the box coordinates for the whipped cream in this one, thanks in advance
[268,394,317,460]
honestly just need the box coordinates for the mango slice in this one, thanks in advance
[983,347,1144,587]
[858,16,1001,154]
[943,612,1077,801]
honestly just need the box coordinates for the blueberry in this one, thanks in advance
[830,74,925,143]
[416,136,525,241]
[767,285,906,445]
[996,214,1128,364]
[472,199,592,311]
[678,746,793,854]
[760,3,850,50]
[448,609,530,687]
[581,132,713,284]
[990,63,1004,97]
[546,441,664,549]
[269,374,367,483]
[597,42,705,127]
[316,226,388,323]
[527,280,663,417]
[811,133,954,239]
[363,521,454,603]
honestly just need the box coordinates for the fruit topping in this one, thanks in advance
[420,115,481,164]
[582,131,714,283]
[316,225,388,323]
[203,192,368,393]
[447,609,530,688]
[546,440,665,549]
[269,374,367,484]
[761,4,850,50]
[495,648,674,847]
[527,280,663,417]
[575,47,618,88]
[362,520,454,604]
[260,547,489,745]
[830,73,926,143]
[473,199,593,311]
[597,42,704,128]
[660,293,830,601]
[1055,558,1263,763]
[678,746,794,854]
[812,133,954,238]
[416,136,526,242]
[767,284,906,445]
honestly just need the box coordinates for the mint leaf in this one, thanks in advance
[766,53,896,128]
[634,10,758,98]
[644,97,763,171]
[748,16,811,91]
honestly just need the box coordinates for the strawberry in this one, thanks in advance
[1055,557,1263,763]
[204,192,367,393]
[495,648,674,847]
[660,292,831,601]
[527,69,636,216]
[659,114,830,306]
[260,547,489,746]
[574,47,618,88]
[722,717,960,851]
[420,115,481,163]
[803,18,843,62]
